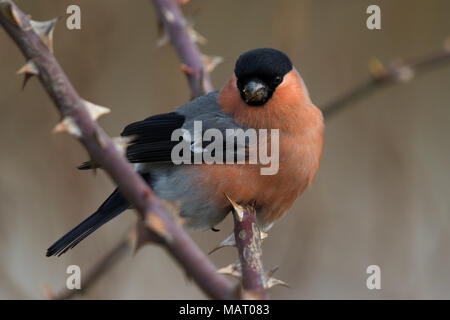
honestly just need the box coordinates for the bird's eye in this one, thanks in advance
[273,76,282,84]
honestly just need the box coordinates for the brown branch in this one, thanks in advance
[0,0,235,300]
[231,202,268,299]
[322,41,450,118]
[151,0,214,98]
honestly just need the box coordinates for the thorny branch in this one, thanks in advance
[0,0,235,300]
[230,203,268,299]
[234,206,266,298]
[214,198,288,298]
[322,39,450,118]
[151,0,214,98]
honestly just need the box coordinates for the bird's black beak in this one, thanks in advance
[241,79,269,106]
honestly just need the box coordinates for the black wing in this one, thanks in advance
[77,108,250,169]
[121,112,185,163]
[78,112,185,169]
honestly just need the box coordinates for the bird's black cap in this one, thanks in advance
[234,48,293,84]
[234,48,293,106]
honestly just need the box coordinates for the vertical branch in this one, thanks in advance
[151,0,214,98]
[232,204,268,299]
[217,198,288,298]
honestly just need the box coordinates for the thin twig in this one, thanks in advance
[322,41,450,118]
[151,0,213,98]
[48,231,133,300]
[0,0,235,300]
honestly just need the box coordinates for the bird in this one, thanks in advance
[46,48,324,257]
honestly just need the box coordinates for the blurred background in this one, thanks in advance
[0,0,449,299]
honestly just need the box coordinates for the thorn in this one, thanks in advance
[202,54,223,73]
[264,277,290,289]
[112,136,134,156]
[30,18,58,53]
[0,2,22,27]
[53,117,82,138]
[162,8,175,23]
[156,29,170,47]
[146,213,172,243]
[181,63,194,76]
[211,227,220,232]
[217,262,241,279]
[263,266,289,289]
[77,161,94,170]
[133,219,160,253]
[396,65,415,83]
[83,99,110,121]
[260,230,268,241]
[224,193,244,222]
[266,265,280,279]
[368,57,387,80]
[16,61,38,89]
[389,58,415,83]
[78,158,99,172]
[186,23,207,45]
[156,18,170,47]
[21,73,33,89]
[17,61,38,75]
[208,232,235,255]
[80,152,100,174]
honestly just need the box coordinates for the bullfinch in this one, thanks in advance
[46,48,324,257]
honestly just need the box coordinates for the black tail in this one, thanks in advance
[46,188,129,257]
